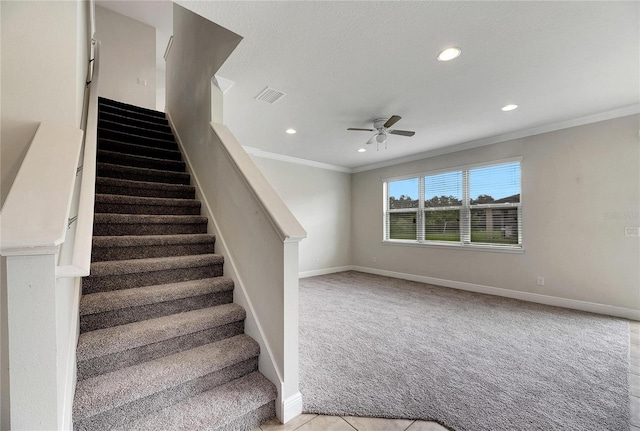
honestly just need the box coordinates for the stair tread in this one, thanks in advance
[100,111,172,131]
[95,193,200,207]
[99,138,181,159]
[98,162,189,178]
[120,372,277,431]
[95,176,194,191]
[98,149,185,167]
[90,254,223,277]
[94,213,206,224]
[99,119,174,139]
[73,334,259,420]
[80,277,233,316]
[77,303,246,361]
[92,233,213,248]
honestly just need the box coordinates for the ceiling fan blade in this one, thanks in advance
[348,128,375,132]
[389,129,415,137]
[383,115,402,129]
[365,135,377,145]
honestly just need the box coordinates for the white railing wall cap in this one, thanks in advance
[0,122,84,256]
[210,122,307,242]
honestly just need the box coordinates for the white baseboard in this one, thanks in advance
[280,391,303,424]
[299,266,354,278]
[350,266,640,320]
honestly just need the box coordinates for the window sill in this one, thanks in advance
[382,239,524,254]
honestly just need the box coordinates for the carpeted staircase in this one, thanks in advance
[72,97,277,430]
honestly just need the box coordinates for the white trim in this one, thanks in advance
[299,266,354,278]
[244,146,352,173]
[167,112,285,391]
[350,266,640,320]
[382,240,524,254]
[353,105,640,173]
[60,277,81,431]
[280,391,303,424]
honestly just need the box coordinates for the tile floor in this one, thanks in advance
[255,320,640,431]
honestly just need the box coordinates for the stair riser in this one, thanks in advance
[82,264,223,294]
[98,140,182,161]
[80,290,233,332]
[95,182,195,200]
[99,105,169,127]
[92,222,207,236]
[94,202,201,216]
[74,357,258,431]
[78,321,244,380]
[99,119,174,142]
[99,112,173,134]
[217,403,276,431]
[92,242,215,262]
[98,151,186,172]
[99,99,167,121]
[98,129,178,151]
[97,164,190,185]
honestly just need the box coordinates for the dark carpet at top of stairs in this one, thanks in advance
[74,97,276,430]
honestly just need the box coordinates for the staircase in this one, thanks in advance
[73,97,277,430]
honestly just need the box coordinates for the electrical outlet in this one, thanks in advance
[537,276,545,286]
[137,77,147,86]
[625,227,639,237]
[372,256,377,263]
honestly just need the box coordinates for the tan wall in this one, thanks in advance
[352,114,640,311]
[95,5,155,109]
[250,157,352,274]
[0,1,87,208]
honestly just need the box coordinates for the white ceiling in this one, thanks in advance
[98,1,639,171]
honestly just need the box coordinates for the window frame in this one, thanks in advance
[383,157,523,252]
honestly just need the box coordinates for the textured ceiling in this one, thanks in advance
[101,1,640,170]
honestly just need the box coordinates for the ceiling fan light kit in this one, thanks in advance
[348,115,415,150]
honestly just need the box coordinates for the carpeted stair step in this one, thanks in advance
[98,138,182,161]
[95,177,195,199]
[73,334,260,431]
[93,213,207,236]
[119,372,277,431]
[80,277,234,332]
[92,233,215,262]
[77,303,246,380]
[99,110,173,134]
[99,118,176,142]
[99,102,170,127]
[97,162,190,185]
[99,97,167,120]
[83,254,223,294]
[97,149,186,172]
[94,194,200,215]
[98,128,178,151]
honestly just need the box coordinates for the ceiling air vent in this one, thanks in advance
[255,87,287,104]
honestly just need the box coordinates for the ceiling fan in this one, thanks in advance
[348,115,415,149]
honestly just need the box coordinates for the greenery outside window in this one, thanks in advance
[384,160,522,249]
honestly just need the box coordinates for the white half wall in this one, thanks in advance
[95,5,155,109]
[249,156,352,275]
[351,114,640,312]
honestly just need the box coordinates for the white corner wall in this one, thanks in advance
[352,114,640,316]
[250,157,352,276]
[95,5,155,109]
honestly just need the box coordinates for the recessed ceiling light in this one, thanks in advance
[358,148,366,153]
[286,128,296,134]
[437,47,461,62]
[501,104,518,112]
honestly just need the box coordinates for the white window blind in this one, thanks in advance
[384,160,522,249]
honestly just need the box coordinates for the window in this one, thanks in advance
[384,160,522,249]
